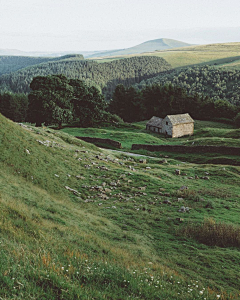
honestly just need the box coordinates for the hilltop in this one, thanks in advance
[97,42,240,69]
[89,38,192,58]
[1,113,240,299]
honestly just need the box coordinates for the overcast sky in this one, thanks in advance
[1,0,240,51]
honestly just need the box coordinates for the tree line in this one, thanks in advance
[135,65,240,106]
[1,75,240,128]
[109,84,240,126]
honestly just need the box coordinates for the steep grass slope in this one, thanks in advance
[1,114,240,299]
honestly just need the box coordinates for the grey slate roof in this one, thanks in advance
[146,116,163,128]
[165,113,194,125]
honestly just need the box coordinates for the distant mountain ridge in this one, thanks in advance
[89,38,193,58]
[0,38,192,58]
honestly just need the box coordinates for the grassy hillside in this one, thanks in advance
[1,114,240,299]
[95,42,240,69]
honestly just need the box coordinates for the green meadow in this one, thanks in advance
[94,42,240,69]
[1,113,240,299]
[61,120,240,165]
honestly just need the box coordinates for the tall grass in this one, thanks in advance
[179,218,240,248]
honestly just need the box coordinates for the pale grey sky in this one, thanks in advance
[1,0,240,51]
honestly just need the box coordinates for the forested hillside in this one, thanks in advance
[135,65,240,106]
[0,54,85,76]
[0,56,172,99]
[0,56,55,76]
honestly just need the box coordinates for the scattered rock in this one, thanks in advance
[138,187,146,191]
[177,198,184,202]
[139,159,147,164]
[159,159,167,164]
[26,149,30,154]
[175,169,181,175]
[65,186,81,196]
[201,176,210,180]
[178,206,190,213]
[179,186,188,191]
[195,175,199,179]
[163,200,172,205]
[76,175,85,180]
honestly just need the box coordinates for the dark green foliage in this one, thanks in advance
[110,83,239,122]
[135,65,240,106]
[28,75,74,127]
[234,112,240,127]
[70,79,107,127]
[0,56,53,76]
[0,55,84,77]
[27,75,108,127]
[0,92,28,122]
[0,56,172,99]
[109,85,144,122]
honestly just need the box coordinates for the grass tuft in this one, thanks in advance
[179,218,240,248]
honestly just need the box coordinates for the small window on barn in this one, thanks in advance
[166,121,168,125]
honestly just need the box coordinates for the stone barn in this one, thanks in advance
[146,113,194,138]
[146,116,163,133]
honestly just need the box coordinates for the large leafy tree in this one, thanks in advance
[27,75,73,127]
[27,75,107,127]
[70,79,107,127]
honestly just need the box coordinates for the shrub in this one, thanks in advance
[179,218,240,248]
[234,112,240,128]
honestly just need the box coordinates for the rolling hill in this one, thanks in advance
[0,54,84,76]
[0,56,172,99]
[96,42,240,69]
[1,113,240,299]
[89,38,192,58]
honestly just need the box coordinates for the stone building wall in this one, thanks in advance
[172,123,194,138]
[161,116,173,136]
[75,136,122,149]
[131,144,240,156]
